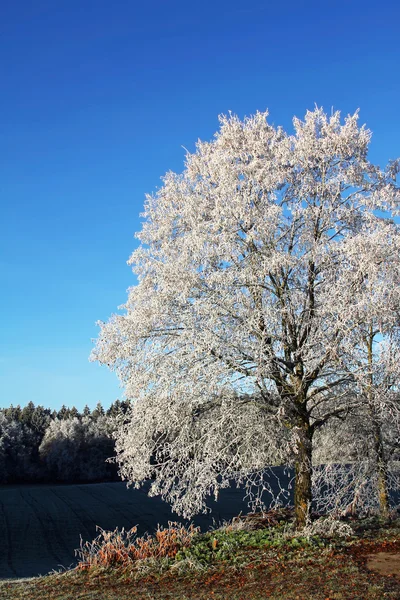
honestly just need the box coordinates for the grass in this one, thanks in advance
[1,512,399,600]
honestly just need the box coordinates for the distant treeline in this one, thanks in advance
[0,400,130,484]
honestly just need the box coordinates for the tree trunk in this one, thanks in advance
[372,420,390,518]
[294,419,313,528]
[366,327,390,519]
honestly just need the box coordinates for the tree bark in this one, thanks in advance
[366,326,390,519]
[372,418,390,518]
[294,418,313,528]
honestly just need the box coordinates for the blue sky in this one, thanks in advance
[1,0,399,411]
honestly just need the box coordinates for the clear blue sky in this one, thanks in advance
[1,0,399,411]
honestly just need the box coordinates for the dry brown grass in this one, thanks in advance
[75,522,200,569]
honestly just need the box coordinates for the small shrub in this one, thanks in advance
[302,516,354,539]
[170,556,206,574]
[222,508,294,532]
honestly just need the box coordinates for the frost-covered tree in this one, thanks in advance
[3,404,22,422]
[69,406,79,419]
[57,405,70,420]
[92,401,105,420]
[92,108,400,526]
[39,417,81,481]
[0,413,36,482]
[20,401,36,427]
[349,331,399,517]
[39,416,117,482]
[107,399,131,418]
[336,335,400,517]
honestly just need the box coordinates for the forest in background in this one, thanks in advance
[0,400,130,484]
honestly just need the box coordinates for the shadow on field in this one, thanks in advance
[0,468,291,578]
